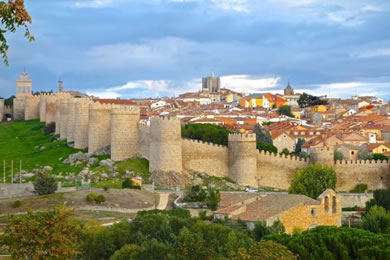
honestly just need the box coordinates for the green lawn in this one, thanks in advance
[0,120,151,186]
[0,120,85,182]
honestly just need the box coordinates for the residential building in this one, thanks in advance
[214,190,341,234]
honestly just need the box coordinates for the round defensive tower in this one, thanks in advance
[66,99,78,142]
[111,106,140,161]
[88,102,112,154]
[149,117,183,173]
[74,99,91,149]
[228,133,257,187]
[309,147,334,167]
[39,94,47,122]
[60,99,69,139]
[24,95,40,120]
[45,95,57,124]
[55,99,62,134]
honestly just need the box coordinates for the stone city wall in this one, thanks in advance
[0,99,4,122]
[45,94,57,124]
[111,106,140,161]
[256,151,309,190]
[13,97,26,120]
[60,99,69,139]
[66,99,78,142]
[24,95,40,120]
[335,160,390,191]
[39,94,47,122]
[229,134,257,187]
[88,102,113,154]
[149,117,183,174]
[137,124,150,159]
[338,193,374,208]
[74,99,91,149]
[182,139,229,178]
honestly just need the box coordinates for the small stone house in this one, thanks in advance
[214,190,341,234]
[271,131,296,153]
[338,144,363,160]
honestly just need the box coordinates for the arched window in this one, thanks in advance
[332,196,337,213]
[324,196,329,212]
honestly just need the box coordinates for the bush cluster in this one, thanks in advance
[122,178,141,189]
[43,122,56,134]
[86,192,106,204]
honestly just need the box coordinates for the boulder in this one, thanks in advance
[40,146,46,151]
[88,157,98,165]
[43,166,53,172]
[99,159,114,168]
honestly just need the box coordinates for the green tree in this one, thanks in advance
[297,93,328,108]
[277,105,294,117]
[295,138,305,154]
[334,148,344,161]
[33,172,58,195]
[183,185,207,202]
[172,227,208,259]
[252,220,285,242]
[0,0,34,65]
[366,188,390,213]
[298,151,310,159]
[181,123,233,146]
[253,123,273,145]
[110,244,144,260]
[2,206,81,259]
[362,206,390,234]
[257,141,278,154]
[288,163,337,199]
[358,149,373,160]
[122,178,134,189]
[265,226,390,260]
[206,189,221,211]
[373,153,389,161]
[234,240,297,260]
[280,148,290,156]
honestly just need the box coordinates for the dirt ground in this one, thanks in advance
[0,188,157,215]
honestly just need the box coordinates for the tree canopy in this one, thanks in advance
[334,148,344,161]
[1,206,81,259]
[265,226,390,260]
[362,206,390,234]
[253,123,273,145]
[181,123,233,146]
[297,93,328,108]
[277,105,295,117]
[0,0,34,65]
[288,163,337,199]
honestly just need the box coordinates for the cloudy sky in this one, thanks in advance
[1,0,390,99]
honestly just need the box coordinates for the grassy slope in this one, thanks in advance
[0,120,85,181]
[0,120,150,185]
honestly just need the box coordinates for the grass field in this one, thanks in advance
[0,120,150,186]
[0,120,85,182]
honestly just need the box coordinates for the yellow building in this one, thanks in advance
[311,105,329,119]
[214,190,341,234]
[366,143,390,155]
[291,107,302,119]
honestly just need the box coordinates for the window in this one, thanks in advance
[309,132,314,135]
[316,132,321,135]
[301,131,305,135]
[311,208,317,217]
[351,151,355,155]
[324,196,329,212]
[332,196,337,213]
[294,131,298,135]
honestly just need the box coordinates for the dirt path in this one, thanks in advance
[157,193,170,210]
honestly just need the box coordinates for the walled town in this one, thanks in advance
[1,72,390,258]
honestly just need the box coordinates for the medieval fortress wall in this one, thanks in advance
[10,95,390,190]
[0,99,4,122]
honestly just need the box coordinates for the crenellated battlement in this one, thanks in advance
[256,149,308,162]
[111,105,140,115]
[89,101,115,110]
[40,93,56,97]
[182,138,228,149]
[335,159,390,165]
[228,133,256,142]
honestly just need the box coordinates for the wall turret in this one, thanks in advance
[88,102,113,154]
[24,95,40,120]
[111,106,140,161]
[66,99,78,142]
[45,95,57,124]
[228,134,257,187]
[309,147,334,167]
[74,99,91,149]
[60,99,69,139]
[149,117,183,173]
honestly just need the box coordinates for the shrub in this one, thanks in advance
[43,122,56,134]
[362,206,390,234]
[33,172,58,195]
[181,123,233,146]
[257,142,278,154]
[358,149,373,160]
[205,189,220,211]
[365,188,390,213]
[234,240,297,260]
[350,183,368,193]
[289,163,337,199]
[122,178,134,189]
[86,192,97,202]
[103,186,109,191]
[334,149,344,161]
[373,153,389,161]
[298,151,309,159]
[280,148,290,156]
[12,200,21,208]
[183,185,207,202]
[95,195,106,204]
